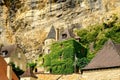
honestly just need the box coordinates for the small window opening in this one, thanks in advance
[48,49,50,54]
[35,68,38,72]
[2,50,8,57]
[62,34,67,39]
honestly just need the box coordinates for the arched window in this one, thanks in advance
[62,34,67,39]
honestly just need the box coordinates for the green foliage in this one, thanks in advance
[10,62,24,79]
[27,62,37,70]
[77,24,103,47]
[43,39,87,74]
[76,16,120,63]
[76,57,89,69]
[77,19,120,51]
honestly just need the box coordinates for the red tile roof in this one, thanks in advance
[0,56,18,80]
[82,39,120,70]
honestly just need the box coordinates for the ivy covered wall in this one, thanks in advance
[43,39,87,74]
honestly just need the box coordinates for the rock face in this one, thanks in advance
[0,0,120,59]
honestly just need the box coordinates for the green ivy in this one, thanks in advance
[43,39,87,74]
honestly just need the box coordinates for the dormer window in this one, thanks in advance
[2,50,8,57]
[62,34,67,39]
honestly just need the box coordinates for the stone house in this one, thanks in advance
[0,56,18,80]
[38,26,80,73]
[81,39,120,80]
[0,44,27,71]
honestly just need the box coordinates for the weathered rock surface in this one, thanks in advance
[0,0,120,59]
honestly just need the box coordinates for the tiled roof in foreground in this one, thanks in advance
[0,56,18,80]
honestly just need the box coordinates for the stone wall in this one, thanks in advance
[82,68,120,80]
[36,73,82,80]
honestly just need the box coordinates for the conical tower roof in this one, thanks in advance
[46,25,56,40]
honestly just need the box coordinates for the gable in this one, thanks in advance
[82,40,120,70]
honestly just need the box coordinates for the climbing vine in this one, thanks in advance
[43,39,87,74]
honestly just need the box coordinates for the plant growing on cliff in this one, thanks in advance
[76,15,120,52]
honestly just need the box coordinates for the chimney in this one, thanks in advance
[7,63,12,80]
[56,28,59,41]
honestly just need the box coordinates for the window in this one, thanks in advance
[35,68,38,72]
[2,50,8,57]
[48,49,50,54]
[62,34,67,39]
[18,53,21,59]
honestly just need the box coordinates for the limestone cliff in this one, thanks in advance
[0,0,120,59]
